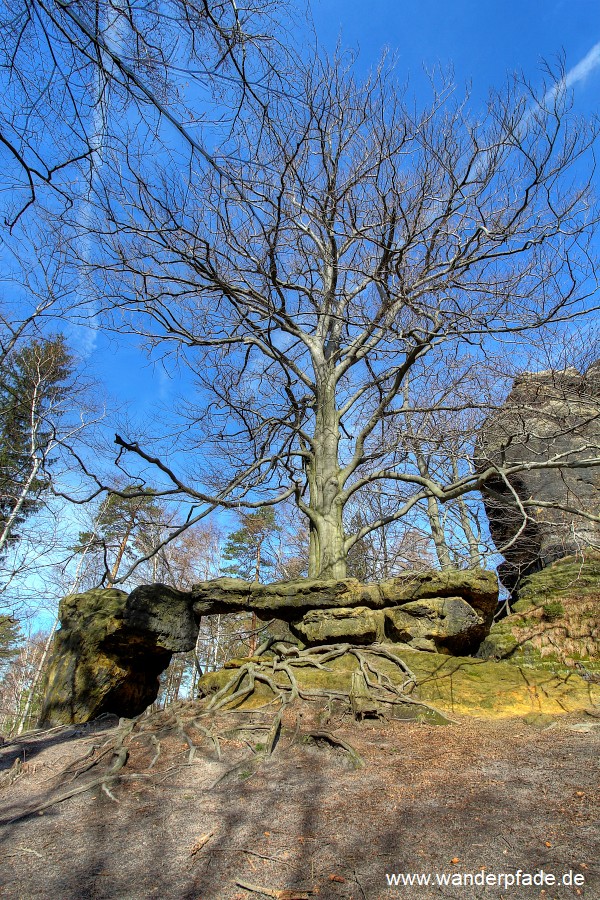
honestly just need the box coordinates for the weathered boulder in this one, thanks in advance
[255,569,497,653]
[291,606,383,645]
[385,596,487,654]
[39,568,498,725]
[125,583,197,651]
[290,593,490,654]
[478,363,600,590]
[39,585,197,727]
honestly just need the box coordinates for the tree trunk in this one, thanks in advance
[211,614,222,671]
[452,459,481,568]
[0,458,41,555]
[307,374,347,579]
[107,520,134,587]
[425,493,452,570]
[412,445,452,571]
[15,619,56,735]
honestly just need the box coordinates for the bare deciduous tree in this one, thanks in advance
[72,55,599,579]
[0,0,286,226]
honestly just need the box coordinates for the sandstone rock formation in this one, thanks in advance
[192,567,498,619]
[289,594,491,654]
[291,606,381,646]
[38,586,195,727]
[384,597,487,654]
[478,363,600,590]
[198,642,600,720]
[478,553,600,663]
[39,568,498,726]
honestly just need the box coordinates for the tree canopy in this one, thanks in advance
[73,488,166,587]
[221,509,280,583]
[0,335,74,557]
[0,5,598,583]
[91,56,599,578]
[0,0,283,227]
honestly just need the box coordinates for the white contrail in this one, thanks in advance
[72,1,128,359]
[499,39,600,151]
[564,40,600,89]
[544,40,600,105]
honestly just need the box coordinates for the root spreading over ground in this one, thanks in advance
[1,647,599,899]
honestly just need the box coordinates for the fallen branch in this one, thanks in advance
[190,830,215,856]
[235,879,313,899]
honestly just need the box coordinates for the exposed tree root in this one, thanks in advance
[264,709,283,755]
[200,641,455,724]
[303,730,363,767]
[5,718,134,823]
[1,645,454,823]
[0,757,23,789]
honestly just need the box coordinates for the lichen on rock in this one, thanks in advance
[39,588,173,727]
[385,596,487,654]
[478,363,600,590]
[197,644,600,719]
[290,606,383,645]
[39,568,499,725]
[478,554,600,666]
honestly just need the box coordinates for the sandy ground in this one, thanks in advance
[0,702,599,900]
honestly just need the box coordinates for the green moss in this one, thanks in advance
[542,601,565,620]
[197,645,600,719]
[521,712,557,728]
[514,616,538,628]
[517,553,600,606]
[477,631,519,659]
[480,555,600,668]
[511,599,534,613]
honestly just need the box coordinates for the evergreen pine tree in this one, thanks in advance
[0,335,73,554]
[221,509,281,654]
[73,489,165,586]
[0,615,21,679]
[221,509,280,582]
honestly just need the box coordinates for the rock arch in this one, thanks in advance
[39,570,498,725]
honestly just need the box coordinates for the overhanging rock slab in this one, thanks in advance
[39,568,498,725]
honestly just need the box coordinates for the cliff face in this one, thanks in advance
[478,363,600,590]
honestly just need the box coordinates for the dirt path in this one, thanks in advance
[1,704,598,900]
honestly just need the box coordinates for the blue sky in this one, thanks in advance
[7,0,600,624]
[82,0,600,417]
[312,0,600,109]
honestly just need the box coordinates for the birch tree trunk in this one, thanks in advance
[0,458,41,556]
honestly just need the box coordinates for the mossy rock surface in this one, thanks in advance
[291,606,382,645]
[517,552,600,607]
[38,568,499,726]
[39,587,178,727]
[197,645,600,719]
[385,596,487,654]
[191,567,498,619]
[480,554,600,664]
